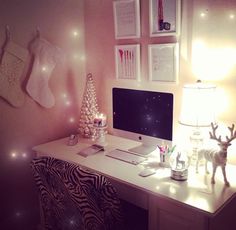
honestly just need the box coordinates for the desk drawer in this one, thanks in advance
[109,178,148,210]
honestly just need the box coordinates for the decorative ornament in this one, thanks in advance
[26,34,62,108]
[78,73,99,138]
[0,26,28,107]
[196,122,236,186]
[169,148,190,181]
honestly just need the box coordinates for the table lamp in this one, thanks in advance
[179,80,216,160]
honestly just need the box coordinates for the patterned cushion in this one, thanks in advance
[31,157,124,230]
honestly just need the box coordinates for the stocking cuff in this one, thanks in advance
[4,41,29,61]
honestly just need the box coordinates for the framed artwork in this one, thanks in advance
[115,44,140,80]
[148,43,179,82]
[149,0,181,37]
[113,0,140,39]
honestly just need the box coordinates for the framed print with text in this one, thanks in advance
[113,0,140,39]
[148,43,179,82]
[149,0,181,37]
[115,44,140,80]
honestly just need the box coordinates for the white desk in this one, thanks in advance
[33,134,236,230]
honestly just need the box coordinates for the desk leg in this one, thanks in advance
[38,196,45,230]
[148,196,159,230]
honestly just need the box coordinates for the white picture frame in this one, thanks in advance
[115,44,140,80]
[113,0,140,39]
[148,43,179,82]
[149,0,181,37]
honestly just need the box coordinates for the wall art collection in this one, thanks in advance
[113,0,181,82]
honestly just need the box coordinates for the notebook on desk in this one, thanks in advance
[105,149,147,165]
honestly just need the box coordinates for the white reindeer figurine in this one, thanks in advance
[196,122,236,186]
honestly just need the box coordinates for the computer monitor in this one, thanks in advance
[112,87,173,155]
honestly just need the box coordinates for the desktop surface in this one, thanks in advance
[32,134,236,216]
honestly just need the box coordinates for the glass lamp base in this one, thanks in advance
[189,127,204,163]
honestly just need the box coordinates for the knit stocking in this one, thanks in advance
[26,38,61,108]
[0,41,28,107]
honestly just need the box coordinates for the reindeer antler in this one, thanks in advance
[209,122,222,143]
[226,124,236,143]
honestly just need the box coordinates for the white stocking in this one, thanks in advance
[26,37,61,108]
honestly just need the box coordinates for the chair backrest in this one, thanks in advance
[31,157,123,230]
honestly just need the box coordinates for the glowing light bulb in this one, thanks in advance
[229,14,235,19]
[69,117,75,123]
[41,66,47,72]
[15,211,22,217]
[69,220,75,225]
[200,12,206,18]
[62,93,68,99]
[11,151,17,158]
[65,100,71,106]
[72,29,79,38]
[22,152,27,158]
[169,186,177,194]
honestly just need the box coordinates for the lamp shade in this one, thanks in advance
[179,82,216,127]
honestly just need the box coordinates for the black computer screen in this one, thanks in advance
[112,88,173,141]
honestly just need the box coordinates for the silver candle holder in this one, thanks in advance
[92,125,108,146]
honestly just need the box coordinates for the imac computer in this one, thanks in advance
[112,87,173,155]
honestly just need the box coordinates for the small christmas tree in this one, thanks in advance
[78,73,99,138]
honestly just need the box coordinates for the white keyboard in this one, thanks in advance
[105,149,147,165]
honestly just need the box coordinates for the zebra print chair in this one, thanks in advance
[31,157,124,230]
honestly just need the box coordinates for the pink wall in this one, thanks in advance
[0,0,85,228]
[1,0,236,228]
